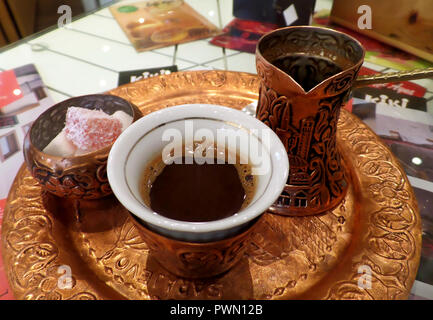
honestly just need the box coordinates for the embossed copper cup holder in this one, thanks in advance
[130,214,261,279]
[23,94,142,201]
[106,104,289,279]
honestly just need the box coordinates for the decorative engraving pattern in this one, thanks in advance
[130,217,256,279]
[25,149,111,199]
[1,71,421,300]
[255,26,363,215]
[324,67,361,95]
[2,176,98,300]
[256,85,348,214]
[325,112,421,300]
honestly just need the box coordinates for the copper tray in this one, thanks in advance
[1,71,422,300]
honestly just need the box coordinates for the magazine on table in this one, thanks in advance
[110,0,220,52]
[0,64,55,200]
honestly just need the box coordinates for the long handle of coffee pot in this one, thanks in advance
[353,67,433,87]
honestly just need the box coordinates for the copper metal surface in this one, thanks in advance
[23,94,142,200]
[256,26,365,216]
[131,215,259,279]
[1,71,421,300]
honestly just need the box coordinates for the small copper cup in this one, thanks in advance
[23,94,141,200]
[107,104,289,278]
[255,26,365,216]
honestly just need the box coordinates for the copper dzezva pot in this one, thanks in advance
[256,26,365,216]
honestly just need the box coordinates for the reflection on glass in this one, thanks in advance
[412,157,423,165]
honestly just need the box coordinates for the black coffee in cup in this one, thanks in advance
[139,147,256,222]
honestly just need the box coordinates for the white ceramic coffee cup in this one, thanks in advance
[107,104,289,242]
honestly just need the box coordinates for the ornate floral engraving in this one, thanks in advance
[325,112,421,300]
[132,217,254,278]
[2,174,100,299]
[256,85,348,215]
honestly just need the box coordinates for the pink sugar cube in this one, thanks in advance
[65,107,122,152]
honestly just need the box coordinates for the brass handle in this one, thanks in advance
[353,67,433,87]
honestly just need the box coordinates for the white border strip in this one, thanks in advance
[411,280,433,300]
[408,175,433,193]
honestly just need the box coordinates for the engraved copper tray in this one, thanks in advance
[1,71,422,300]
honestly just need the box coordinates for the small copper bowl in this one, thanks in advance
[23,94,141,200]
[130,214,260,279]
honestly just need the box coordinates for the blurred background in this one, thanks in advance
[0,0,115,46]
